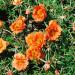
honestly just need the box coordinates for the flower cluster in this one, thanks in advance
[0,1,64,73]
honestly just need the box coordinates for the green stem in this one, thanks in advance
[39,58,46,63]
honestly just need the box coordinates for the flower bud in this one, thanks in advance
[43,61,50,71]
[6,70,13,75]
[25,9,30,15]
[55,69,60,75]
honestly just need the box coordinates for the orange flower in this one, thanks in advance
[0,20,3,28]
[32,4,47,22]
[10,16,26,34]
[12,0,22,5]
[25,31,46,48]
[45,20,62,41]
[12,53,29,71]
[26,46,45,60]
[0,38,9,53]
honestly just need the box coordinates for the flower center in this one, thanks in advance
[49,29,57,36]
